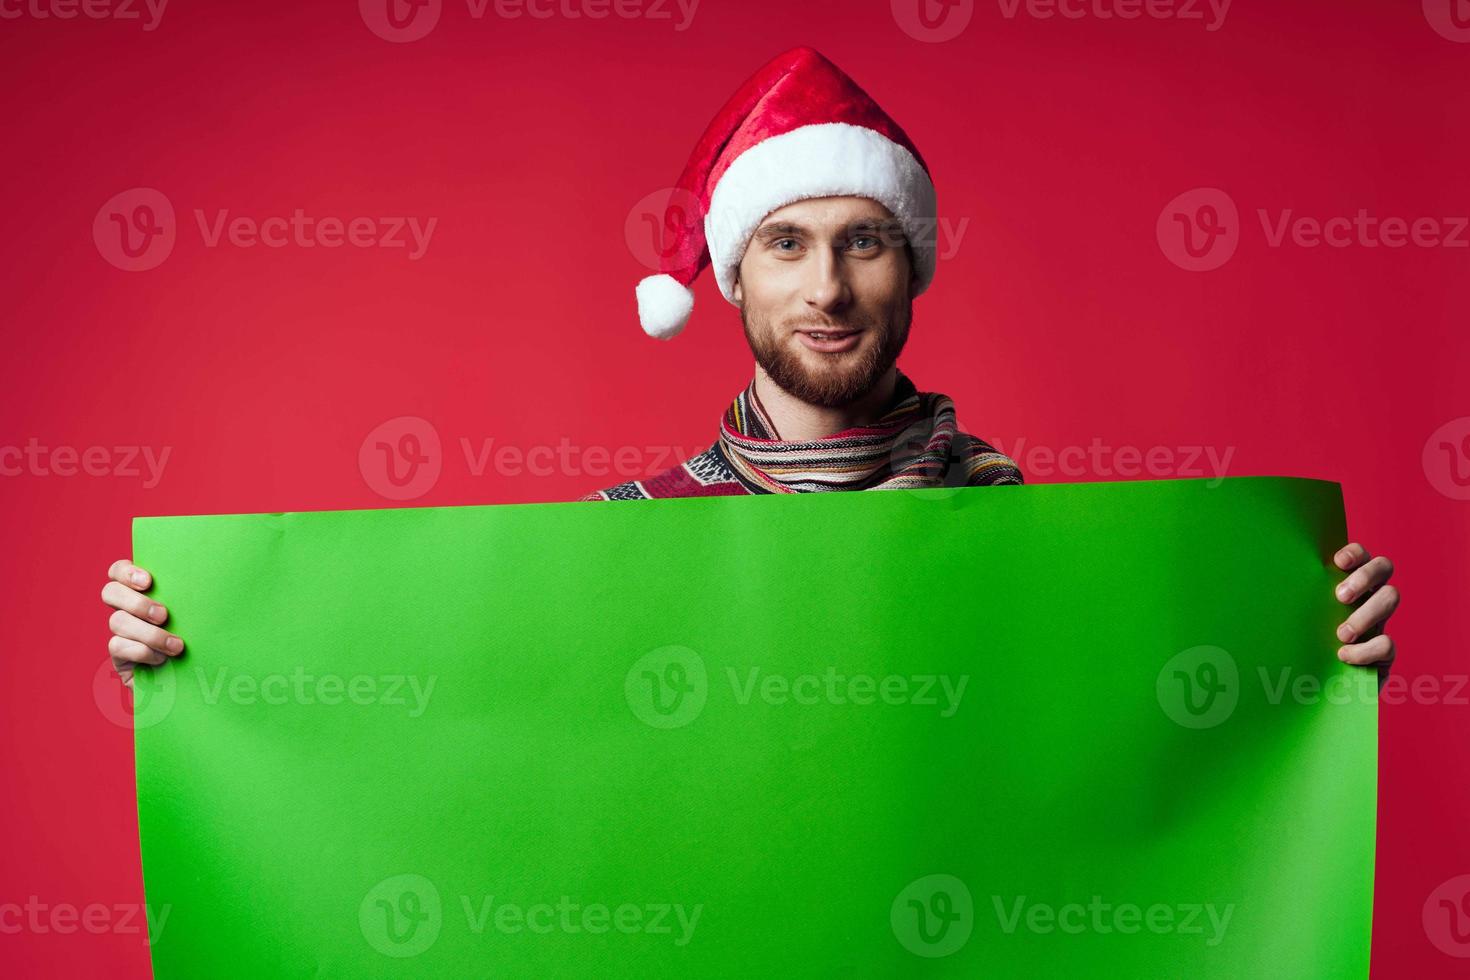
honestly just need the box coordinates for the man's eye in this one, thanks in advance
[774,238,800,252]
[849,236,880,250]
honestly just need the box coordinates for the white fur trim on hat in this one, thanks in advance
[703,122,938,305]
[636,273,696,340]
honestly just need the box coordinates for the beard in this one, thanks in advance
[741,301,912,409]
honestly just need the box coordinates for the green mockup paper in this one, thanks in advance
[133,476,1375,977]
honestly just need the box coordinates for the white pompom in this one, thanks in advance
[636,274,695,340]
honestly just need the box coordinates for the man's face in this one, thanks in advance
[732,196,917,409]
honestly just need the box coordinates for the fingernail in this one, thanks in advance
[132,571,147,586]
[166,637,183,654]
[1337,647,1350,662]
[149,604,166,623]
[1335,553,1352,569]
[1336,584,1353,601]
[1337,623,1354,642]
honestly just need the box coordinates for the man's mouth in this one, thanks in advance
[796,327,862,353]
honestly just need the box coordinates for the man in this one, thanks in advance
[101,46,1399,683]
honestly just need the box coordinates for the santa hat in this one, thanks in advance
[636,46,938,340]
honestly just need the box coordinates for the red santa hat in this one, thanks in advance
[635,46,938,340]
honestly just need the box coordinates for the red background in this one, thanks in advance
[2,0,1467,975]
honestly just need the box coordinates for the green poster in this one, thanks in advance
[132,476,1376,977]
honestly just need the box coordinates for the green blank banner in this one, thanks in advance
[133,477,1376,977]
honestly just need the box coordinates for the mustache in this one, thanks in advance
[789,316,872,332]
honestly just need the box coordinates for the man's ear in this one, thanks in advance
[732,275,743,304]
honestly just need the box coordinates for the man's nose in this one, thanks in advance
[803,249,852,314]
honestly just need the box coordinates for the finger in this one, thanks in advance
[108,609,184,656]
[1333,543,1370,572]
[107,559,152,590]
[109,635,167,667]
[1338,633,1395,666]
[100,580,168,625]
[1336,585,1400,643]
[1336,555,1395,604]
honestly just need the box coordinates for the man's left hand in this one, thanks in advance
[1333,543,1399,667]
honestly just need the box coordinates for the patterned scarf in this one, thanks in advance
[581,371,1021,501]
[718,370,1019,492]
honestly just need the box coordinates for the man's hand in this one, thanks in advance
[101,559,184,688]
[1332,543,1399,668]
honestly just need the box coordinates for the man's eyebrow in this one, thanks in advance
[752,218,901,241]
[753,221,808,241]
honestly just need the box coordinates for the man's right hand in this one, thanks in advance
[102,560,184,688]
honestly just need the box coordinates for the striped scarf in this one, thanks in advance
[580,371,1021,500]
[717,371,1019,492]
